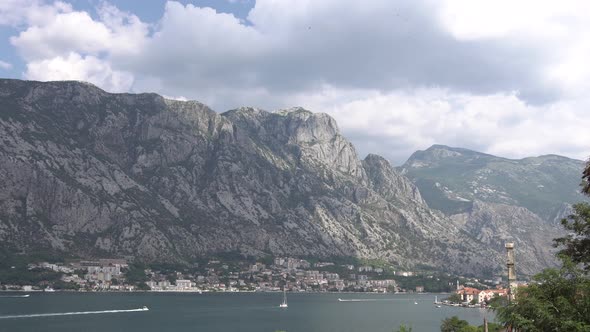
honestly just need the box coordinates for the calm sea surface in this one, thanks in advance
[0,292,494,332]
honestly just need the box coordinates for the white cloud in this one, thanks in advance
[438,0,590,100]
[9,2,148,61]
[294,86,590,163]
[1,0,589,163]
[0,60,12,70]
[11,11,112,60]
[439,0,590,40]
[24,52,134,92]
[0,0,72,27]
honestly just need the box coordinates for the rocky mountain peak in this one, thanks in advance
[0,79,574,276]
[274,107,340,144]
[405,144,498,169]
[363,154,425,205]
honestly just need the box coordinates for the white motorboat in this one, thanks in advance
[279,289,288,308]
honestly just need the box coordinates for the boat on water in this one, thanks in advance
[0,294,30,298]
[142,306,149,311]
[44,287,55,292]
[279,289,288,308]
[434,295,442,307]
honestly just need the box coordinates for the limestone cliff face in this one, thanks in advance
[0,79,551,275]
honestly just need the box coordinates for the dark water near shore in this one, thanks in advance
[0,292,494,332]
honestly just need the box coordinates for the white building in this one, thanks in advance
[176,279,192,290]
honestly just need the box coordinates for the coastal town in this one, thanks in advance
[1,255,515,306]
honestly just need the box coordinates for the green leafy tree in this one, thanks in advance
[582,159,590,195]
[124,263,148,285]
[440,317,501,332]
[555,160,590,272]
[440,316,470,332]
[554,202,590,272]
[393,324,413,332]
[495,259,590,331]
[446,293,462,304]
[486,294,508,309]
[481,322,503,332]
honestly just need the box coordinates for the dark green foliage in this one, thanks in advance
[0,250,65,286]
[495,260,590,331]
[482,323,503,332]
[438,318,497,332]
[393,324,413,332]
[413,178,473,214]
[440,316,470,332]
[445,293,462,304]
[395,275,454,293]
[53,280,80,290]
[135,282,151,291]
[486,294,508,308]
[554,202,590,271]
[0,267,62,286]
[583,160,590,196]
[124,263,148,285]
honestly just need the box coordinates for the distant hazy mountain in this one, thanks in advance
[400,144,588,272]
[0,79,576,276]
[401,145,585,221]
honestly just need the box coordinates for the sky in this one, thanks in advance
[0,0,589,165]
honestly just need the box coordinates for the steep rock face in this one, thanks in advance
[363,154,424,206]
[450,201,560,273]
[0,80,556,275]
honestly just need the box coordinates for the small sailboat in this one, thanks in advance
[279,289,288,308]
[434,295,441,307]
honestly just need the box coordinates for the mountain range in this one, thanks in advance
[0,79,586,276]
[401,145,587,273]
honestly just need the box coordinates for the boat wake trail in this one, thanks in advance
[0,307,149,319]
[0,295,30,298]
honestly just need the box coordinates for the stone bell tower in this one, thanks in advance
[505,242,516,302]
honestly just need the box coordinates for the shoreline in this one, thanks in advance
[0,289,451,295]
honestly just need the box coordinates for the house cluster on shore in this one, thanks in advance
[3,257,410,293]
[456,286,508,303]
[450,280,528,308]
[2,256,515,296]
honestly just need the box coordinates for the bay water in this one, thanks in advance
[0,292,494,332]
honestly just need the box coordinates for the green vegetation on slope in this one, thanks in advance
[402,145,587,220]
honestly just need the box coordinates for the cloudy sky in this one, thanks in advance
[0,0,589,164]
